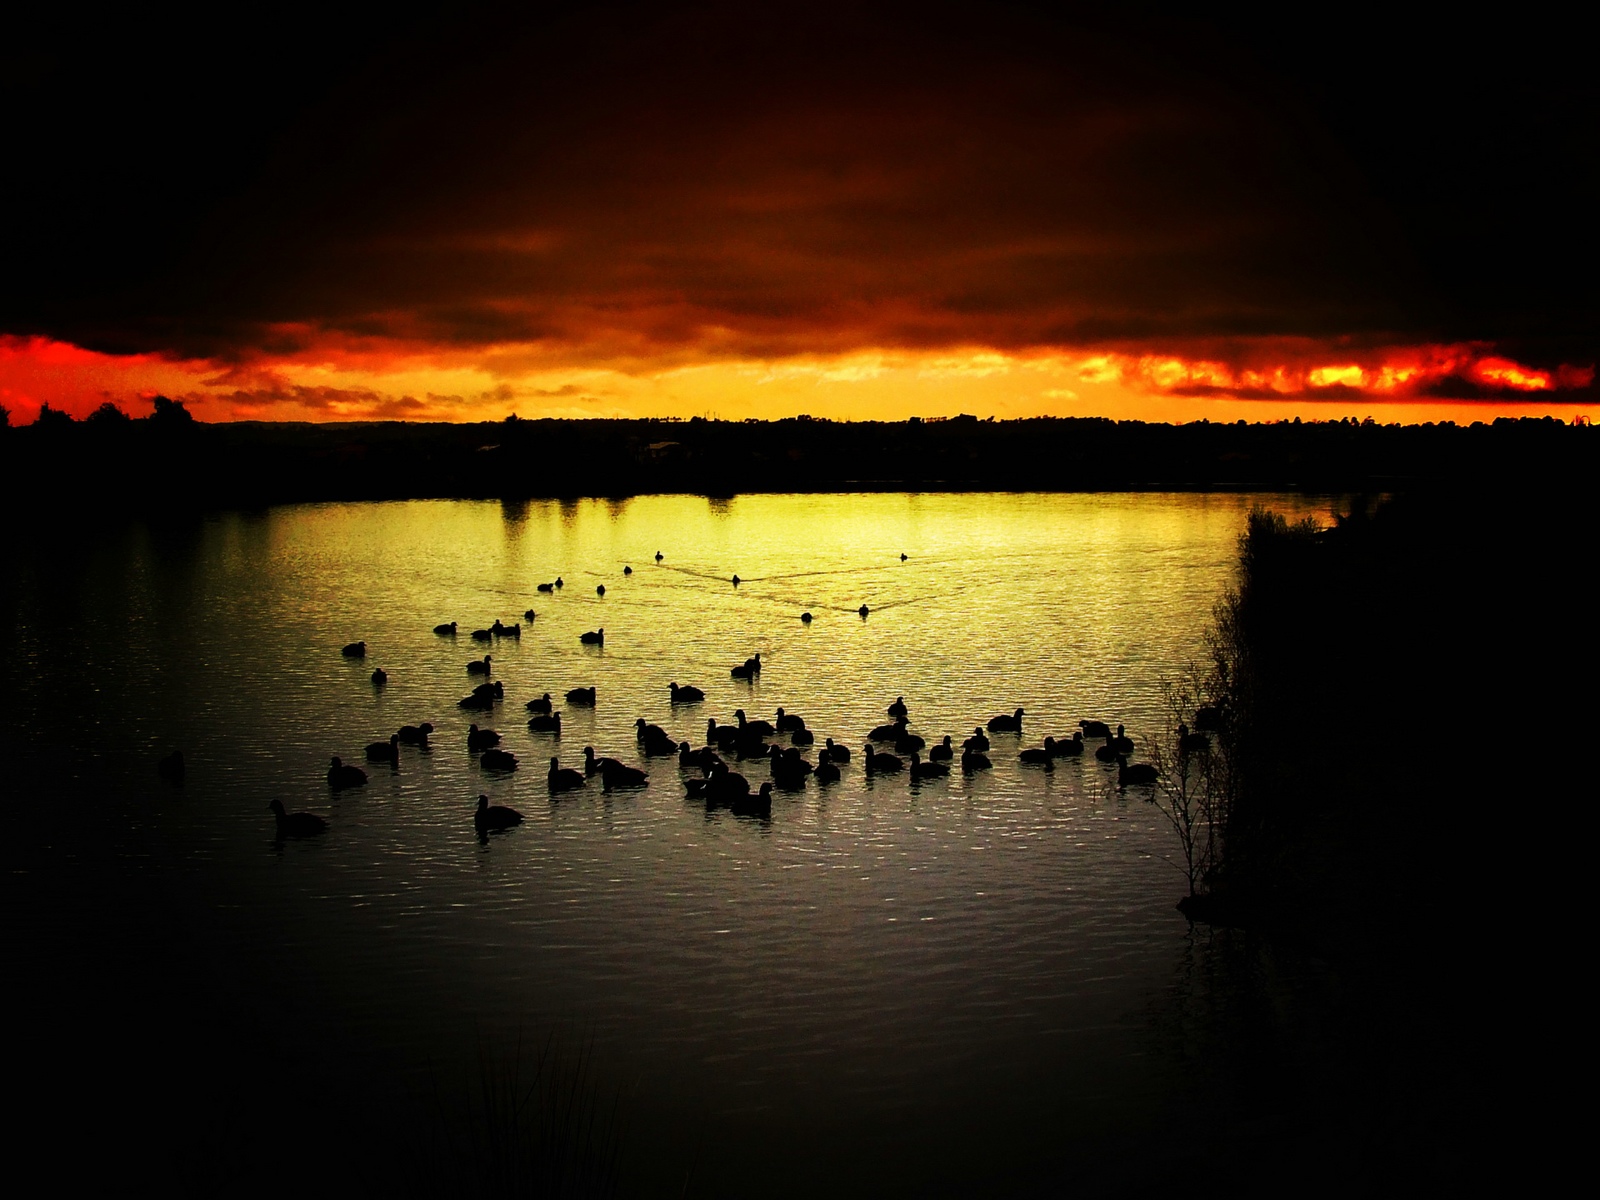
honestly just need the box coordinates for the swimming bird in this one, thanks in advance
[822,738,851,763]
[1020,739,1057,765]
[732,575,740,586]
[732,781,773,817]
[1051,732,1085,757]
[1178,723,1210,754]
[734,709,774,738]
[774,707,806,733]
[366,735,400,763]
[887,696,908,719]
[523,609,537,621]
[705,762,751,805]
[1079,720,1112,739]
[1110,725,1135,754]
[961,749,992,772]
[929,736,954,762]
[909,751,948,780]
[580,629,604,646]
[547,757,586,792]
[494,622,520,638]
[565,686,596,705]
[527,712,562,734]
[474,794,522,832]
[596,585,606,596]
[1118,756,1158,787]
[467,656,492,675]
[893,728,926,754]
[459,692,496,711]
[371,668,388,685]
[790,726,815,746]
[963,728,990,753]
[480,749,518,772]
[434,622,458,635]
[669,682,705,703]
[858,605,869,617]
[1095,737,1121,764]
[555,577,564,588]
[582,745,622,776]
[636,719,678,756]
[526,692,553,714]
[706,718,739,751]
[270,799,327,838]
[327,757,367,789]
[801,612,812,623]
[655,551,663,561]
[342,641,366,658]
[814,758,841,785]
[471,628,493,642]
[602,760,649,790]
[467,724,500,751]
[864,744,903,773]
[770,747,813,788]
[396,722,434,745]
[987,708,1024,733]
[537,582,555,593]
[869,718,907,742]
[624,566,632,575]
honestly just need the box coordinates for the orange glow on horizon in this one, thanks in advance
[1,334,1592,428]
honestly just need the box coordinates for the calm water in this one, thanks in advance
[4,492,1340,1195]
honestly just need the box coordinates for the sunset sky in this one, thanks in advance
[4,4,1594,425]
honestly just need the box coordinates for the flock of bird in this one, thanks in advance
[260,553,1200,842]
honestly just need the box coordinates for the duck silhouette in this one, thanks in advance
[822,738,852,763]
[523,609,537,621]
[734,709,775,738]
[987,708,1024,733]
[270,799,327,838]
[471,628,493,642]
[341,641,366,658]
[596,585,606,596]
[669,682,705,703]
[1110,725,1135,754]
[909,751,948,780]
[527,712,562,734]
[624,566,632,575]
[467,655,492,675]
[396,722,434,745]
[858,605,870,618]
[434,622,457,635]
[961,749,992,772]
[655,551,664,561]
[474,794,522,832]
[565,686,596,705]
[963,727,990,753]
[929,736,954,762]
[583,745,622,776]
[526,693,553,713]
[537,582,555,593]
[579,629,604,645]
[371,668,388,685]
[602,760,649,790]
[814,758,841,785]
[547,756,585,792]
[800,612,812,623]
[887,696,909,719]
[480,749,518,772]
[1051,732,1085,757]
[864,744,903,773]
[1118,756,1158,787]
[365,735,400,763]
[467,725,500,751]
[1079,719,1112,739]
[327,757,367,789]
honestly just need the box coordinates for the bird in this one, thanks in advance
[909,751,948,780]
[864,744,903,773]
[471,628,493,642]
[467,724,500,751]
[774,707,806,733]
[371,668,388,685]
[480,749,518,772]
[900,553,908,561]
[342,641,366,658]
[800,612,812,623]
[459,692,495,711]
[366,735,400,763]
[269,799,327,838]
[858,605,869,617]
[770,747,813,788]
[732,575,740,585]
[396,723,434,745]
[887,696,909,719]
[636,719,677,756]
[929,736,954,762]
[565,686,596,705]
[655,551,664,561]
[624,566,632,575]
[527,712,562,734]
[732,781,773,817]
[493,621,520,638]
[987,708,1024,733]
[474,794,523,832]
[467,656,492,675]
[868,718,906,742]
[822,738,851,763]
[893,728,926,754]
[526,693,553,713]
[596,585,606,596]
[156,749,185,783]
[814,758,841,785]
[734,709,774,737]
[1051,732,1085,757]
[961,749,992,772]
[583,745,622,776]
[1079,719,1112,739]
[1019,740,1057,766]
[579,629,604,645]
[1178,723,1211,754]
[523,609,537,621]
[705,763,752,805]
[705,718,739,750]
[434,622,457,635]
[669,682,705,703]
[963,727,990,753]
[602,760,649,790]
[537,582,555,593]
[1095,736,1121,764]
[1110,725,1135,754]
[791,727,815,746]
[547,757,586,792]
[554,577,564,588]
[1118,756,1158,787]
[327,757,367,789]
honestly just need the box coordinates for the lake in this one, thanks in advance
[3,491,1344,1196]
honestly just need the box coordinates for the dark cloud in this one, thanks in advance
[3,3,1595,375]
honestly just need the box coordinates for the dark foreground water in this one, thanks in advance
[6,492,1408,1197]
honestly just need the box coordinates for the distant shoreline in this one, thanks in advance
[3,413,1590,509]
